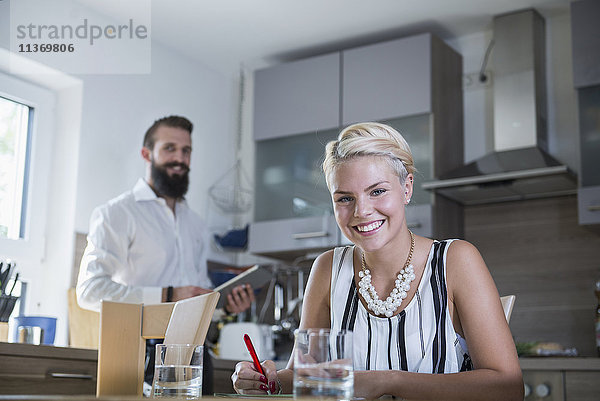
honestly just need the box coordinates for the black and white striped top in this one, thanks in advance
[329,240,472,373]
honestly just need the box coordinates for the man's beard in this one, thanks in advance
[150,160,190,199]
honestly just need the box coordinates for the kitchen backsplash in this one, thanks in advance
[465,195,600,356]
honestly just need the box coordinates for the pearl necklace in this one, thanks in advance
[358,230,416,317]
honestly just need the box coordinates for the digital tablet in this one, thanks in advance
[214,264,273,308]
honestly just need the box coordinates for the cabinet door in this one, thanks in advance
[566,371,600,401]
[342,34,431,124]
[578,86,600,187]
[522,370,564,401]
[578,185,600,225]
[405,204,432,237]
[254,53,340,141]
[254,128,339,222]
[249,215,341,256]
[571,0,600,88]
[0,354,97,395]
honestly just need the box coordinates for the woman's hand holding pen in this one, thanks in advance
[232,359,280,395]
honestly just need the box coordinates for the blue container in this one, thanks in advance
[11,316,57,345]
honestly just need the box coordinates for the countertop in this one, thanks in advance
[519,357,600,371]
[0,341,97,359]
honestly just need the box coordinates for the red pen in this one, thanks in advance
[243,333,271,395]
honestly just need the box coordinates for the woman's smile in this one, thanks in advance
[354,219,385,234]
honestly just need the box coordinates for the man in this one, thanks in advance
[77,115,254,393]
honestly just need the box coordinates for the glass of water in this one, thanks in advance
[153,344,203,399]
[293,329,353,400]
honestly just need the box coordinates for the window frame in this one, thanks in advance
[0,71,56,261]
[0,95,34,239]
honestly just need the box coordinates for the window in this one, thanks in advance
[0,96,32,240]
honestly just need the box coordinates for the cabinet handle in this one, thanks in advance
[292,231,329,240]
[588,204,600,212]
[50,372,94,380]
[407,222,422,229]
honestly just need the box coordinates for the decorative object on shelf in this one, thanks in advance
[213,224,249,251]
[516,341,578,357]
[208,160,253,215]
[208,67,253,215]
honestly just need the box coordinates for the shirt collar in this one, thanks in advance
[133,178,158,202]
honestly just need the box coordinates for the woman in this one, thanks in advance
[232,122,523,400]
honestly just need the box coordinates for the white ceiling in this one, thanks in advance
[77,0,570,74]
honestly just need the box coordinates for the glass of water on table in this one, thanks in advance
[293,329,353,400]
[153,344,203,399]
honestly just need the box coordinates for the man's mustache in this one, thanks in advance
[163,162,190,173]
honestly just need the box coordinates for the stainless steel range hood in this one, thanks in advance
[422,9,576,206]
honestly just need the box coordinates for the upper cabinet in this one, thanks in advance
[250,33,464,259]
[571,0,600,225]
[342,34,431,124]
[342,33,463,179]
[571,0,600,89]
[253,53,340,141]
[575,86,600,225]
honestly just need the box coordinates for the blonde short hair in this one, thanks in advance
[322,122,416,189]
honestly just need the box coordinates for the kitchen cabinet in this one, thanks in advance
[578,185,600,225]
[521,357,600,401]
[250,125,341,259]
[249,215,341,260]
[570,0,600,89]
[250,32,463,259]
[576,87,600,225]
[253,53,340,141]
[571,1,600,225]
[342,33,464,179]
[342,33,432,123]
[254,128,338,222]
[0,342,97,395]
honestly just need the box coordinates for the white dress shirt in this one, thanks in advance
[77,178,213,311]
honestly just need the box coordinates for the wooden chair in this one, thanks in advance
[96,292,219,396]
[67,288,99,349]
[500,295,516,323]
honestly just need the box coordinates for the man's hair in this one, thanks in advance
[143,115,193,149]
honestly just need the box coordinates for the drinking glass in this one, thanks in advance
[153,344,203,399]
[293,329,353,400]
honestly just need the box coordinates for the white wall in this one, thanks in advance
[73,44,238,237]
